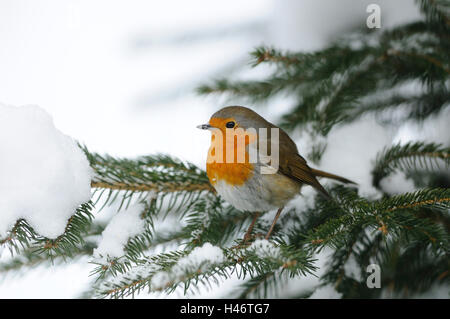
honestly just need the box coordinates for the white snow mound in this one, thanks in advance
[93,202,147,262]
[0,103,93,239]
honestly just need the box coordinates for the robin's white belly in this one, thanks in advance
[213,172,301,212]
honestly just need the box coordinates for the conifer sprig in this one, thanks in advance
[372,142,450,188]
[0,202,95,258]
[198,14,449,135]
[95,242,317,298]
[82,145,212,214]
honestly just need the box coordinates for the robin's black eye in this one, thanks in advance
[226,121,235,128]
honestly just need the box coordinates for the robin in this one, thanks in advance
[197,106,355,242]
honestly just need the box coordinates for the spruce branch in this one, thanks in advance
[305,187,450,251]
[347,86,450,123]
[250,46,300,67]
[1,202,95,259]
[95,242,317,298]
[236,271,276,298]
[90,200,159,280]
[0,242,95,276]
[184,194,254,248]
[81,145,213,214]
[417,0,450,28]
[199,13,449,134]
[372,142,450,189]
[234,270,312,299]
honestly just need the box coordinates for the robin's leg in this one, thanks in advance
[265,207,284,240]
[242,212,260,243]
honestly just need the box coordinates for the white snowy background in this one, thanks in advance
[1,0,447,298]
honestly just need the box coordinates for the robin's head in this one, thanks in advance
[199,106,282,175]
[197,106,272,132]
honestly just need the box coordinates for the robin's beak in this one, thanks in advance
[196,123,213,130]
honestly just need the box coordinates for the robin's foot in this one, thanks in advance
[242,231,253,243]
[238,212,260,244]
[231,232,268,249]
[231,212,262,250]
[265,207,284,240]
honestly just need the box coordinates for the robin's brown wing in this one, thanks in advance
[275,127,331,199]
[279,153,331,199]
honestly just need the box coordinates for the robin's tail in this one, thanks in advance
[310,168,356,185]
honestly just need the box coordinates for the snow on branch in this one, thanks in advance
[0,104,93,244]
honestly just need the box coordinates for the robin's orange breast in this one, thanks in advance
[207,161,254,186]
[206,118,256,186]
